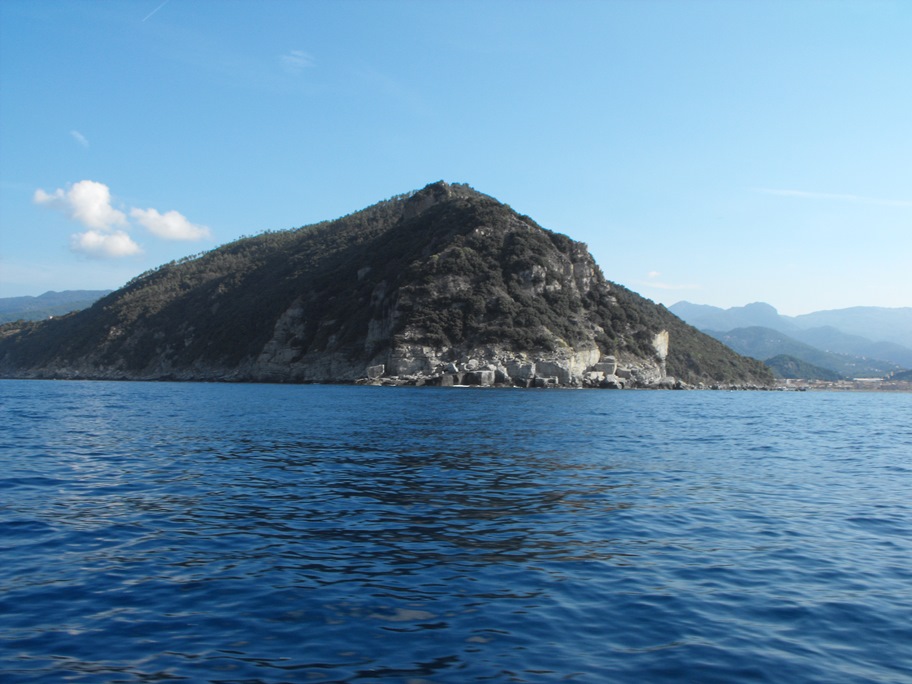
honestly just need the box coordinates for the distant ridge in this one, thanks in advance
[0,182,772,388]
[764,355,842,381]
[0,290,112,324]
[671,301,912,373]
[670,301,793,334]
[794,307,912,348]
[704,327,903,378]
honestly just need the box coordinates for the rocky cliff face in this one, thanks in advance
[0,182,773,388]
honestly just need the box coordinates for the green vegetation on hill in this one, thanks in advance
[0,182,772,387]
[764,355,843,381]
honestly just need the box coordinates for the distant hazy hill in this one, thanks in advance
[0,290,111,323]
[794,307,912,348]
[670,301,797,334]
[705,327,903,378]
[791,326,912,369]
[764,355,842,381]
[0,182,771,388]
[671,301,912,369]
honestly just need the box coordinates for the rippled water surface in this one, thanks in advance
[2,380,911,683]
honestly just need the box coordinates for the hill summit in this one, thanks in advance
[0,182,772,388]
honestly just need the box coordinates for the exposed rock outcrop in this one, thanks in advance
[0,182,774,389]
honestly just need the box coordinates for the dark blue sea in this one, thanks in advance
[1,380,910,683]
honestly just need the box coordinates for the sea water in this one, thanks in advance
[1,380,910,683]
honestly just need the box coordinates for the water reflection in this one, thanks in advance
[3,382,911,683]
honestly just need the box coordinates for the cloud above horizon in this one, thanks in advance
[643,281,703,291]
[34,180,128,231]
[641,271,701,292]
[34,180,210,258]
[130,207,211,240]
[754,188,912,208]
[70,130,89,148]
[70,229,143,258]
[142,0,171,22]
[281,49,315,74]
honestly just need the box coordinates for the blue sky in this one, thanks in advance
[1,0,909,315]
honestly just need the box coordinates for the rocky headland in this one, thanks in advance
[0,182,773,389]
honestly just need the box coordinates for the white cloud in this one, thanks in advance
[639,280,702,291]
[70,130,89,148]
[130,207,211,241]
[641,271,699,291]
[70,230,142,258]
[35,179,211,259]
[754,187,912,208]
[142,0,171,22]
[281,49,315,73]
[34,180,127,230]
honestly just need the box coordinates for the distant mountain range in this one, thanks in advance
[670,301,912,378]
[0,290,112,324]
[703,327,903,378]
[670,301,912,349]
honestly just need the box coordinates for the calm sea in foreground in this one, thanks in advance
[1,381,910,683]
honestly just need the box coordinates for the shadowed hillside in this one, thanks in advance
[0,182,772,388]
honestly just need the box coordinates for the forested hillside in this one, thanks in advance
[1,182,772,388]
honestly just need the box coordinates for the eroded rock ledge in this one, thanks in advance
[347,336,762,390]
